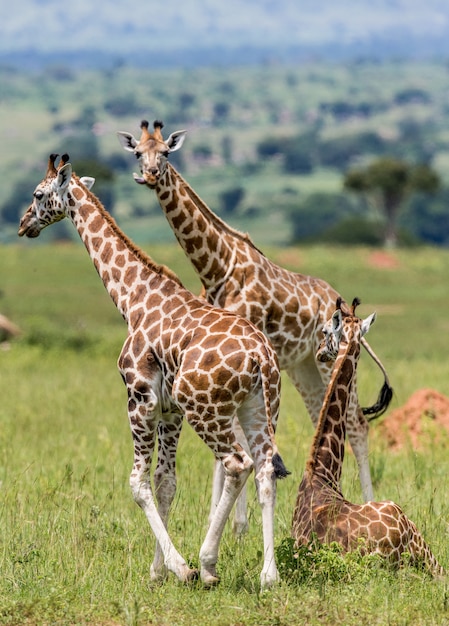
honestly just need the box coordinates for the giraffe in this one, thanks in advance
[18,154,290,589]
[291,298,444,576]
[117,120,393,522]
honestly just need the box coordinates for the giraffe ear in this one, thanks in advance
[331,309,342,332]
[166,130,187,153]
[117,131,138,152]
[56,163,72,191]
[80,176,95,190]
[361,312,376,336]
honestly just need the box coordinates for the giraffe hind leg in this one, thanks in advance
[253,451,281,589]
[209,416,251,536]
[121,352,198,584]
[150,416,183,581]
[200,447,254,586]
[129,438,198,583]
[404,517,445,577]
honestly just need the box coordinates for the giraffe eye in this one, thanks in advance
[135,151,142,159]
[34,190,44,200]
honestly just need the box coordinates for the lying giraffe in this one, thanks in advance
[291,298,444,576]
[117,120,392,517]
[18,154,289,589]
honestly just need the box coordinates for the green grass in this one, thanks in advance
[1,242,449,624]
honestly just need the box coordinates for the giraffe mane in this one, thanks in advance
[167,164,267,256]
[71,172,184,287]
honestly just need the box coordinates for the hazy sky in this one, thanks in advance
[1,0,448,54]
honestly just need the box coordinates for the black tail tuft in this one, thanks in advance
[272,453,291,479]
[362,381,394,422]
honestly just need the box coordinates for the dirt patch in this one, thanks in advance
[275,249,303,270]
[378,388,449,451]
[367,251,400,269]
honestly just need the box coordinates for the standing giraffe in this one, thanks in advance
[291,298,444,576]
[117,120,392,515]
[18,154,289,589]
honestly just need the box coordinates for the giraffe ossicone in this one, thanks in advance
[291,298,444,577]
[117,120,393,519]
[18,154,289,589]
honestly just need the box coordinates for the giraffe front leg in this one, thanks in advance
[346,382,373,502]
[150,416,183,581]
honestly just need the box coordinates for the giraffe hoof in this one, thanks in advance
[150,564,169,581]
[182,568,200,584]
[200,564,220,587]
[202,574,220,588]
[260,570,280,591]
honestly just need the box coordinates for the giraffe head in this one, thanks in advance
[316,297,376,363]
[18,154,95,238]
[117,120,186,188]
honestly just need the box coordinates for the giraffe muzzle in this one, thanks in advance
[133,172,146,185]
[133,171,158,189]
[18,215,41,238]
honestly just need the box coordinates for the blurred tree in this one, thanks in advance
[256,135,286,159]
[318,132,386,170]
[221,135,233,164]
[192,144,212,160]
[219,187,245,215]
[1,177,38,225]
[344,157,440,247]
[104,93,142,117]
[321,217,384,246]
[283,139,315,174]
[178,91,196,116]
[286,192,356,243]
[71,158,116,214]
[403,189,449,246]
[394,88,432,106]
[213,101,231,126]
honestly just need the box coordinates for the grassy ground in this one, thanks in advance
[1,242,449,625]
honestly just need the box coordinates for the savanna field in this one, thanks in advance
[1,241,449,625]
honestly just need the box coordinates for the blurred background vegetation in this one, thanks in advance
[2,59,449,248]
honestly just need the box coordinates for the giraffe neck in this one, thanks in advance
[67,177,183,322]
[155,164,263,290]
[305,338,359,491]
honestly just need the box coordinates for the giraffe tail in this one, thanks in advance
[258,348,291,480]
[272,452,290,479]
[360,337,394,421]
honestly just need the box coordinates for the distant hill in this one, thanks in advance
[2,0,449,68]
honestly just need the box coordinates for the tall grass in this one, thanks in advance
[1,242,449,624]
